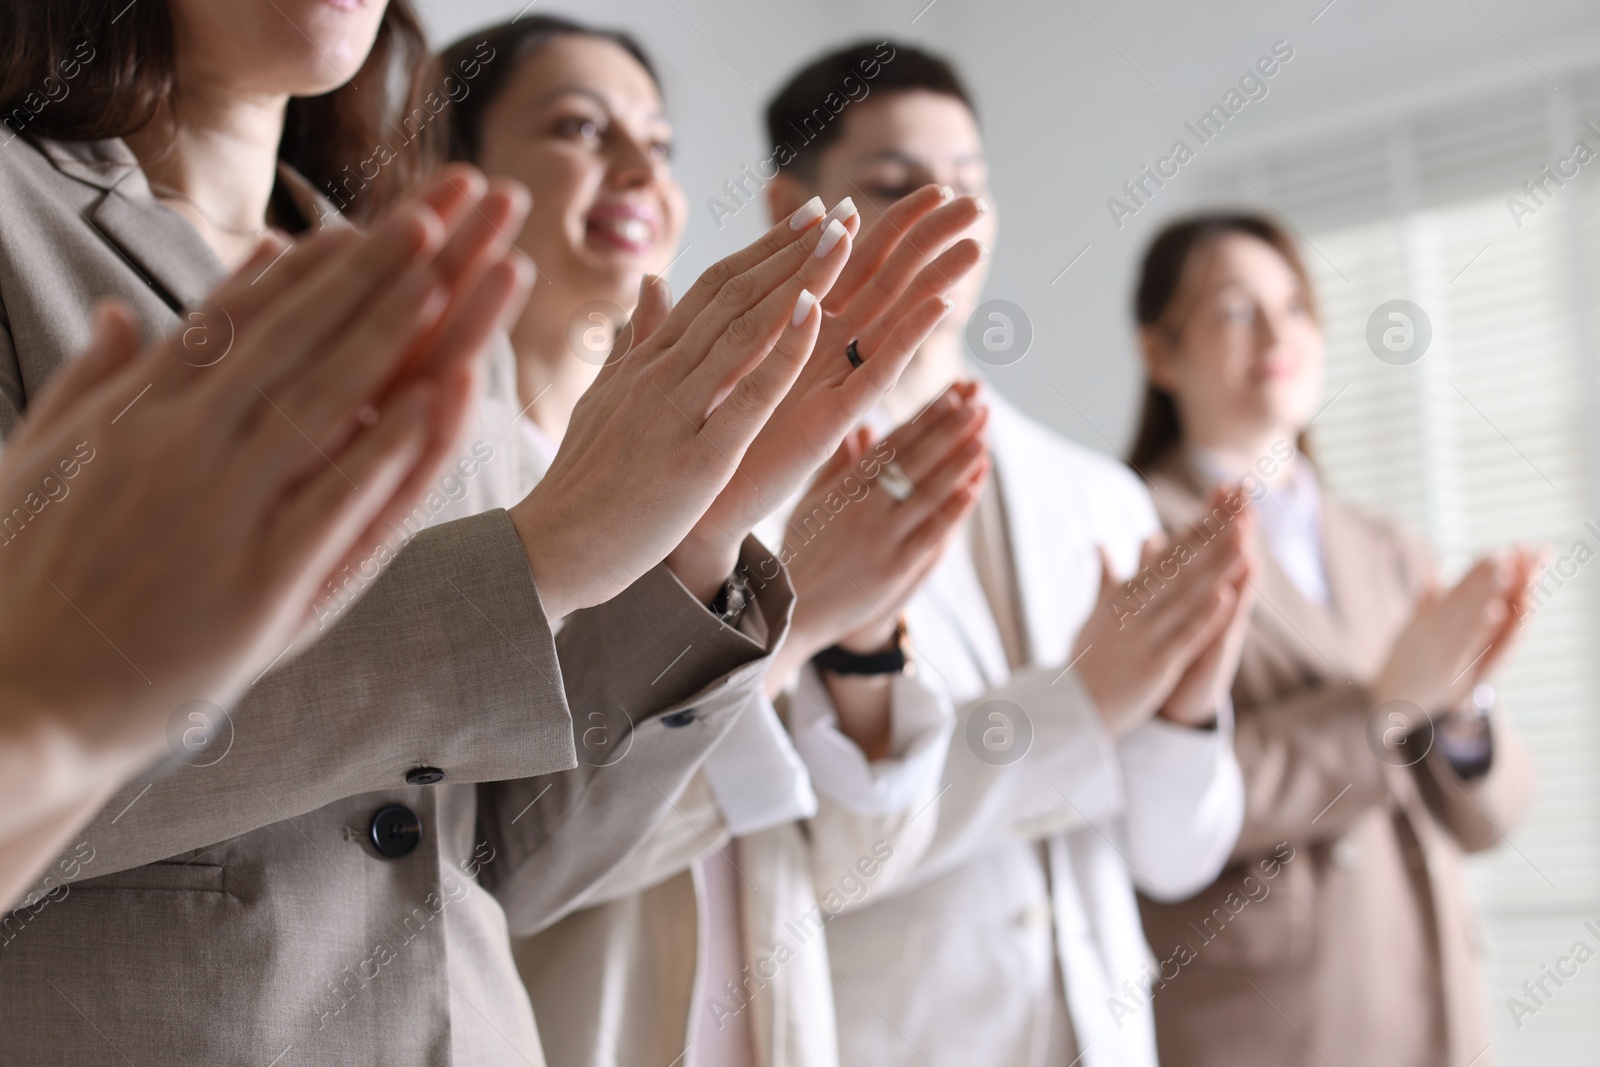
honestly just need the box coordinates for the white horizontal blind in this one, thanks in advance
[1193,72,1600,1066]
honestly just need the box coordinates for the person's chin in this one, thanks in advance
[571,261,647,310]
[584,247,670,293]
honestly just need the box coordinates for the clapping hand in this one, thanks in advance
[1371,545,1546,717]
[1072,487,1258,737]
[766,381,991,696]
[666,186,990,603]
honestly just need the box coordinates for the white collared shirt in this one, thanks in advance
[1189,445,1331,608]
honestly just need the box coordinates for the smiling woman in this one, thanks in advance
[438,16,687,445]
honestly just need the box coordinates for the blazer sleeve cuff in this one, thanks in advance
[1118,700,1245,900]
[789,662,954,816]
[555,535,794,719]
[701,694,818,836]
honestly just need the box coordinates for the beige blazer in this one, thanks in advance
[1137,455,1534,1067]
[0,134,790,1065]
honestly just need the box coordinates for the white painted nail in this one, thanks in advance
[975,240,990,259]
[974,196,990,215]
[822,198,857,228]
[814,218,847,258]
[791,288,817,327]
[938,184,954,201]
[789,196,825,230]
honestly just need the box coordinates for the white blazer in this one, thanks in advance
[812,385,1245,1067]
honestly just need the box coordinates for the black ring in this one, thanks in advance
[846,339,863,369]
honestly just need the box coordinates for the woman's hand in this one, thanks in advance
[0,183,527,787]
[769,382,989,760]
[1158,547,1258,727]
[512,200,857,614]
[766,381,991,695]
[1071,487,1256,737]
[1370,546,1544,716]
[667,187,990,602]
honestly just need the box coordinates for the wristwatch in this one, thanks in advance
[812,627,909,676]
[708,573,753,627]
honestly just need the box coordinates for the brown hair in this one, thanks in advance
[436,15,662,166]
[1128,212,1319,471]
[0,0,435,224]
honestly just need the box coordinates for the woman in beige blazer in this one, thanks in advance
[0,3,951,1063]
[434,20,990,1065]
[1129,213,1539,1067]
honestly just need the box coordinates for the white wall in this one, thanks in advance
[415,0,1600,455]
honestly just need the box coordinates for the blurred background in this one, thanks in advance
[420,1,1600,1061]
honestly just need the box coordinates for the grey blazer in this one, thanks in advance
[0,135,792,1065]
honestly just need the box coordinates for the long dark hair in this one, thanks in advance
[1129,212,1319,470]
[0,0,435,223]
[436,15,661,165]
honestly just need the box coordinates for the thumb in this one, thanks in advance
[630,273,672,344]
[604,273,672,378]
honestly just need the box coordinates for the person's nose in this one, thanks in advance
[1256,306,1284,351]
[606,129,659,190]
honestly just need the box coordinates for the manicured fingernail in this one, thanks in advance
[814,218,847,258]
[791,288,817,327]
[938,185,954,201]
[822,198,856,228]
[789,196,825,230]
[975,240,990,259]
[938,296,956,314]
[974,197,990,215]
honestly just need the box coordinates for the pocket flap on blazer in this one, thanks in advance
[73,862,225,894]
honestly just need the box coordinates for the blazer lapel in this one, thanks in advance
[35,135,229,312]
[1316,497,1400,679]
[987,393,1063,666]
[1248,536,1358,686]
[92,188,226,315]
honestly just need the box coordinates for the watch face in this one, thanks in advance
[713,576,751,622]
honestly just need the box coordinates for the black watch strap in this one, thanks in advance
[812,641,907,677]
